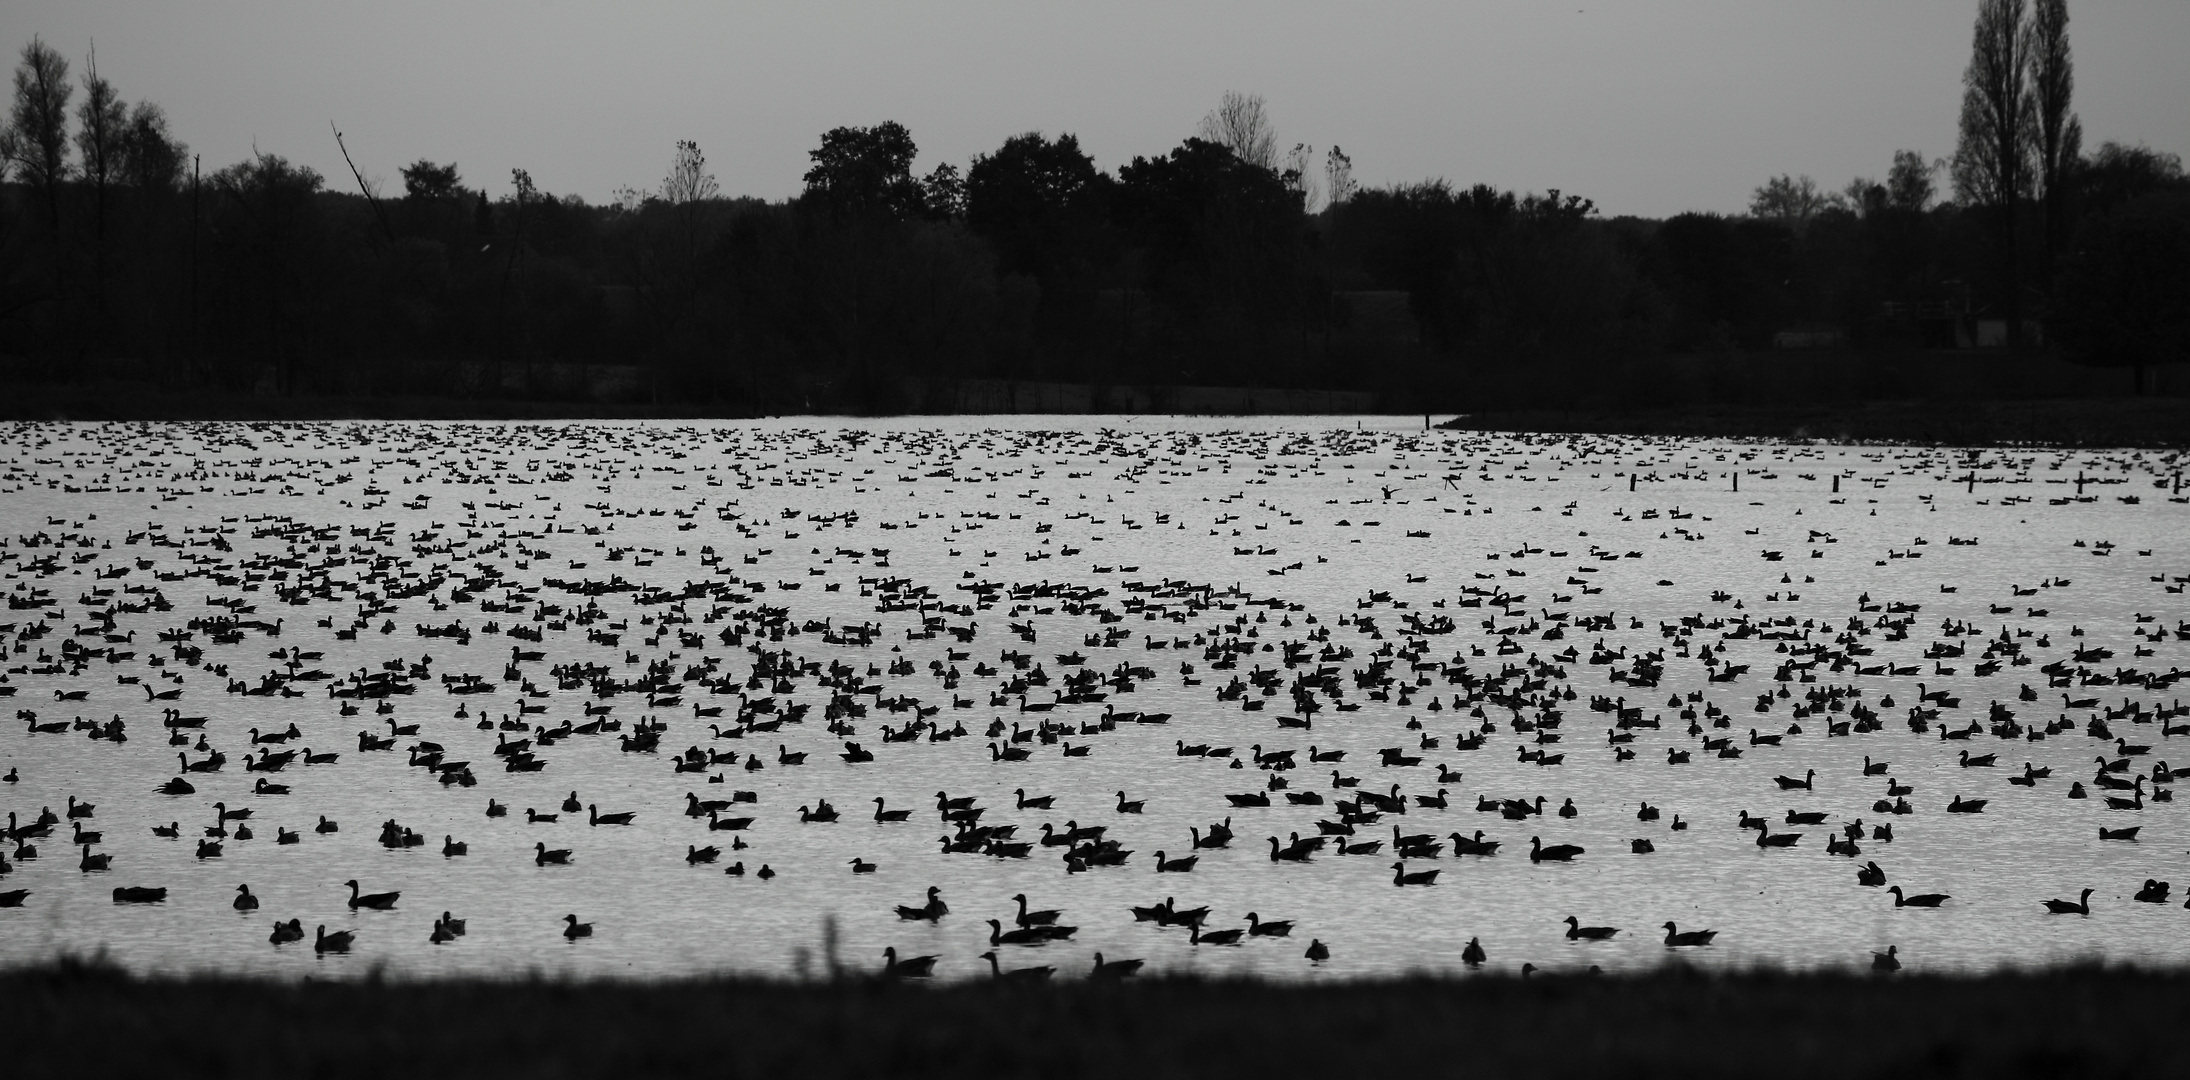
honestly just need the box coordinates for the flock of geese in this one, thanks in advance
[0,420,2185,979]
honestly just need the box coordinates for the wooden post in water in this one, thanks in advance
[1967,472,1976,494]
[1731,472,1738,493]
[1832,474,1840,493]
[1629,474,1637,492]
[2076,471,2085,495]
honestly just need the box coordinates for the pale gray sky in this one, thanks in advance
[11,0,2187,217]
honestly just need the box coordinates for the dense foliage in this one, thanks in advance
[0,33,2183,413]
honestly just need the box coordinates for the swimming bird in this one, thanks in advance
[1392,861,1440,886]
[979,950,1052,982]
[1246,912,1294,937]
[1091,952,1145,979]
[314,925,355,954]
[1662,922,1717,947]
[1305,938,1331,962]
[1888,886,1949,908]
[1013,893,1063,929]
[562,914,593,940]
[233,884,258,910]
[1461,937,1487,966]
[345,879,400,910]
[882,946,937,978]
[2042,888,2093,915]
[1529,836,1584,862]
[1873,945,1900,972]
[534,842,572,866]
[896,886,947,922]
[588,804,635,826]
[1564,916,1618,941]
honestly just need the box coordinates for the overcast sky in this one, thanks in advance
[10,0,2187,217]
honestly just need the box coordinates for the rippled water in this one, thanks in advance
[2,417,2186,980]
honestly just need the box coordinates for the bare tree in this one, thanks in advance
[1196,91,1277,171]
[1324,145,1356,207]
[660,139,720,206]
[2029,0,2080,290]
[74,45,126,339]
[1749,174,1833,226]
[1284,142,1321,212]
[8,37,73,228]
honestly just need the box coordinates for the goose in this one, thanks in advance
[1190,922,1245,946]
[979,950,1053,982]
[1772,769,1815,791]
[429,921,457,945]
[2098,825,2141,841]
[316,815,340,834]
[882,946,937,978]
[1529,836,1584,863]
[1888,886,1949,908]
[1460,937,1487,966]
[534,842,572,866]
[437,912,467,937]
[233,884,258,910]
[1755,829,1801,849]
[1013,893,1062,928]
[485,800,507,818]
[1304,939,1331,962]
[562,914,593,940]
[1091,952,1145,979]
[849,858,878,874]
[151,822,180,839]
[442,835,467,858]
[872,798,911,823]
[895,886,947,922]
[756,864,775,880]
[195,839,223,859]
[1662,922,1717,947]
[1958,749,1997,768]
[79,844,111,872]
[112,886,167,903]
[314,925,356,954]
[1116,791,1144,814]
[1564,916,1617,941]
[588,804,635,826]
[1246,912,1294,937]
[686,845,721,865]
[987,919,1051,947]
[1391,861,1440,886]
[1946,795,1988,814]
[1014,788,1055,811]
[268,918,304,945]
[526,809,559,824]
[1863,756,1888,776]
[346,879,400,910]
[2135,880,2170,904]
[1154,850,1198,873]
[1872,945,1900,972]
[1450,831,1501,856]
[71,821,103,846]
[2042,888,2093,915]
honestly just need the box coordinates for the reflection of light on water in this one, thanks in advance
[0,417,2183,980]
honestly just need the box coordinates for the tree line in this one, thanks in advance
[1,6,2183,413]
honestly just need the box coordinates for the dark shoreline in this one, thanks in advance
[1,961,2179,1078]
[5,381,2189,448]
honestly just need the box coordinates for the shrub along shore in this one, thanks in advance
[0,961,2180,1078]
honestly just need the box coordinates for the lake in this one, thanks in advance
[2,416,2186,980]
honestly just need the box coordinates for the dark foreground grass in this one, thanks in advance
[3,961,2183,1079]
